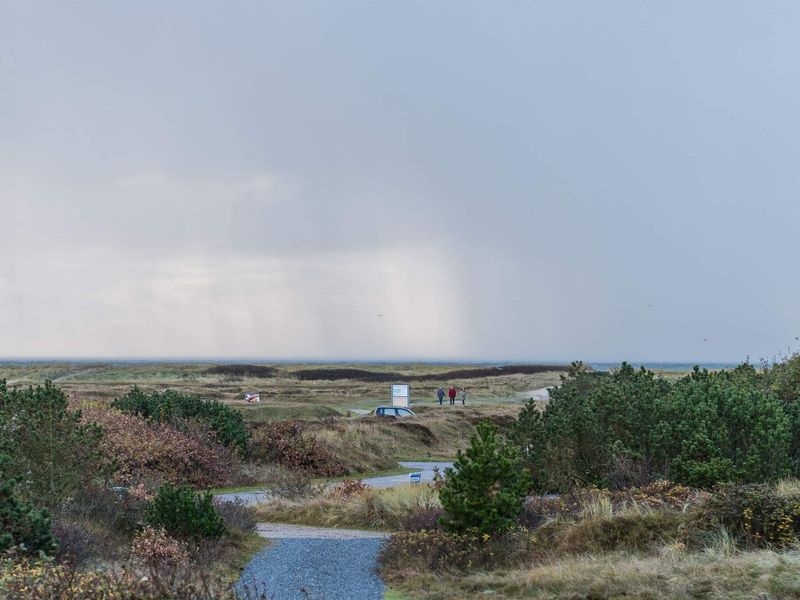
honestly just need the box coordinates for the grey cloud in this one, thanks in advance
[2,1,800,360]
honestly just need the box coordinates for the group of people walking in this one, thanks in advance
[436,386,467,405]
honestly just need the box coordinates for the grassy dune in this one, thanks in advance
[0,362,567,417]
[389,549,800,599]
[252,484,440,531]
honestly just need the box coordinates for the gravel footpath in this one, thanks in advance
[229,462,451,598]
[237,525,388,600]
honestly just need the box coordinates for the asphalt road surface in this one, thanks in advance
[216,460,453,505]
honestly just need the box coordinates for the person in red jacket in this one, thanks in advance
[448,386,457,405]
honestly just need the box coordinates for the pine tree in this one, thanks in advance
[439,420,531,534]
[0,380,107,508]
[0,454,55,555]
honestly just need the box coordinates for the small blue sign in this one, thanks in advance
[409,472,422,484]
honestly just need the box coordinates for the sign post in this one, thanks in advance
[409,472,422,484]
[391,384,409,407]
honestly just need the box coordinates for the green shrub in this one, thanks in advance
[695,483,800,549]
[0,380,107,508]
[112,388,248,455]
[513,363,668,491]
[439,420,530,535]
[145,483,225,539]
[0,455,56,556]
[513,363,793,491]
[654,367,791,487]
[763,354,800,476]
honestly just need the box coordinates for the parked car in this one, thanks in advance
[374,406,416,418]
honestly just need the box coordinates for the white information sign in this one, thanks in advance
[391,384,409,407]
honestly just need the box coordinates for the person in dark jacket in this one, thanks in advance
[448,387,457,405]
[436,387,446,405]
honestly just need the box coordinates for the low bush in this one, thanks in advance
[248,421,346,477]
[328,479,369,499]
[57,484,147,537]
[84,407,238,488]
[380,529,534,573]
[526,480,706,521]
[130,526,190,570]
[538,510,687,556]
[203,365,276,378]
[215,500,256,534]
[0,556,249,599]
[517,502,546,530]
[399,507,445,532]
[112,388,248,455]
[51,519,102,566]
[695,483,800,548]
[146,483,225,540]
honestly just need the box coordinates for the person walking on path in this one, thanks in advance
[460,388,467,405]
[436,387,446,405]
[448,386,457,405]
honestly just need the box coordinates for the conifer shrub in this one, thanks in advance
[654,366,791,488]
[512,362,793,491]
[0,380,106,508]
[112,388,248,455]
[0,455,56,556]
[145,483,225,539]
[439,420,530,535]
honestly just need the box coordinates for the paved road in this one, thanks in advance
[363,461,453,489]
[238,525,388,600]
[525,387,550,401]
[216,489,272,506]
[216,460,453,505]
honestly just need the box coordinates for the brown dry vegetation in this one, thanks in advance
[380,479,800,600]
[252,483,441,531]
[82,406,239,488]
[385,549,800,600]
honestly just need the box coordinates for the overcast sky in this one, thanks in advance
[2,1,799,362]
